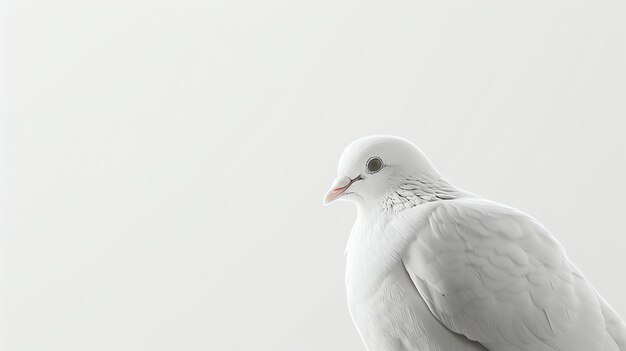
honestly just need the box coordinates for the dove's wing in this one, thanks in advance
[400,198,625,351]
[600,294,626,349]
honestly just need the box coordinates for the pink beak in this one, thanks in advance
[324,175,359,205]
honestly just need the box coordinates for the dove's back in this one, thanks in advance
[397,198,626,351]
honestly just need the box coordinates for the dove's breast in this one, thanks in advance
[345,216,487,351]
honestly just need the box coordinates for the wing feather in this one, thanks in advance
[400,199,625,351]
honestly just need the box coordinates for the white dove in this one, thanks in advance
[324,135,626,351]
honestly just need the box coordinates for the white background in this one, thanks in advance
[2,1,625,350]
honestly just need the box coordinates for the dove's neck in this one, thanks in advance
[362,172,471,214]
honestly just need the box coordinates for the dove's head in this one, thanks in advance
[324,135,441,208]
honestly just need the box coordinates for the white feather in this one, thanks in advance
[399,198,624,351]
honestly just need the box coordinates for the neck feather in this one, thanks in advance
[380,173,466,212]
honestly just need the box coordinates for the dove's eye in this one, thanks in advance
[366,157,383,174]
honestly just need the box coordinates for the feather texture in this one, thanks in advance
[398,199,625,351]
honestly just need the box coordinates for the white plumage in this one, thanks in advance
[325,135,626,351]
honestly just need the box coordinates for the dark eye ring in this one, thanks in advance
[366,157,383,173]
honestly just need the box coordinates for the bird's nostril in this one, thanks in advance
[330,176,352,190]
